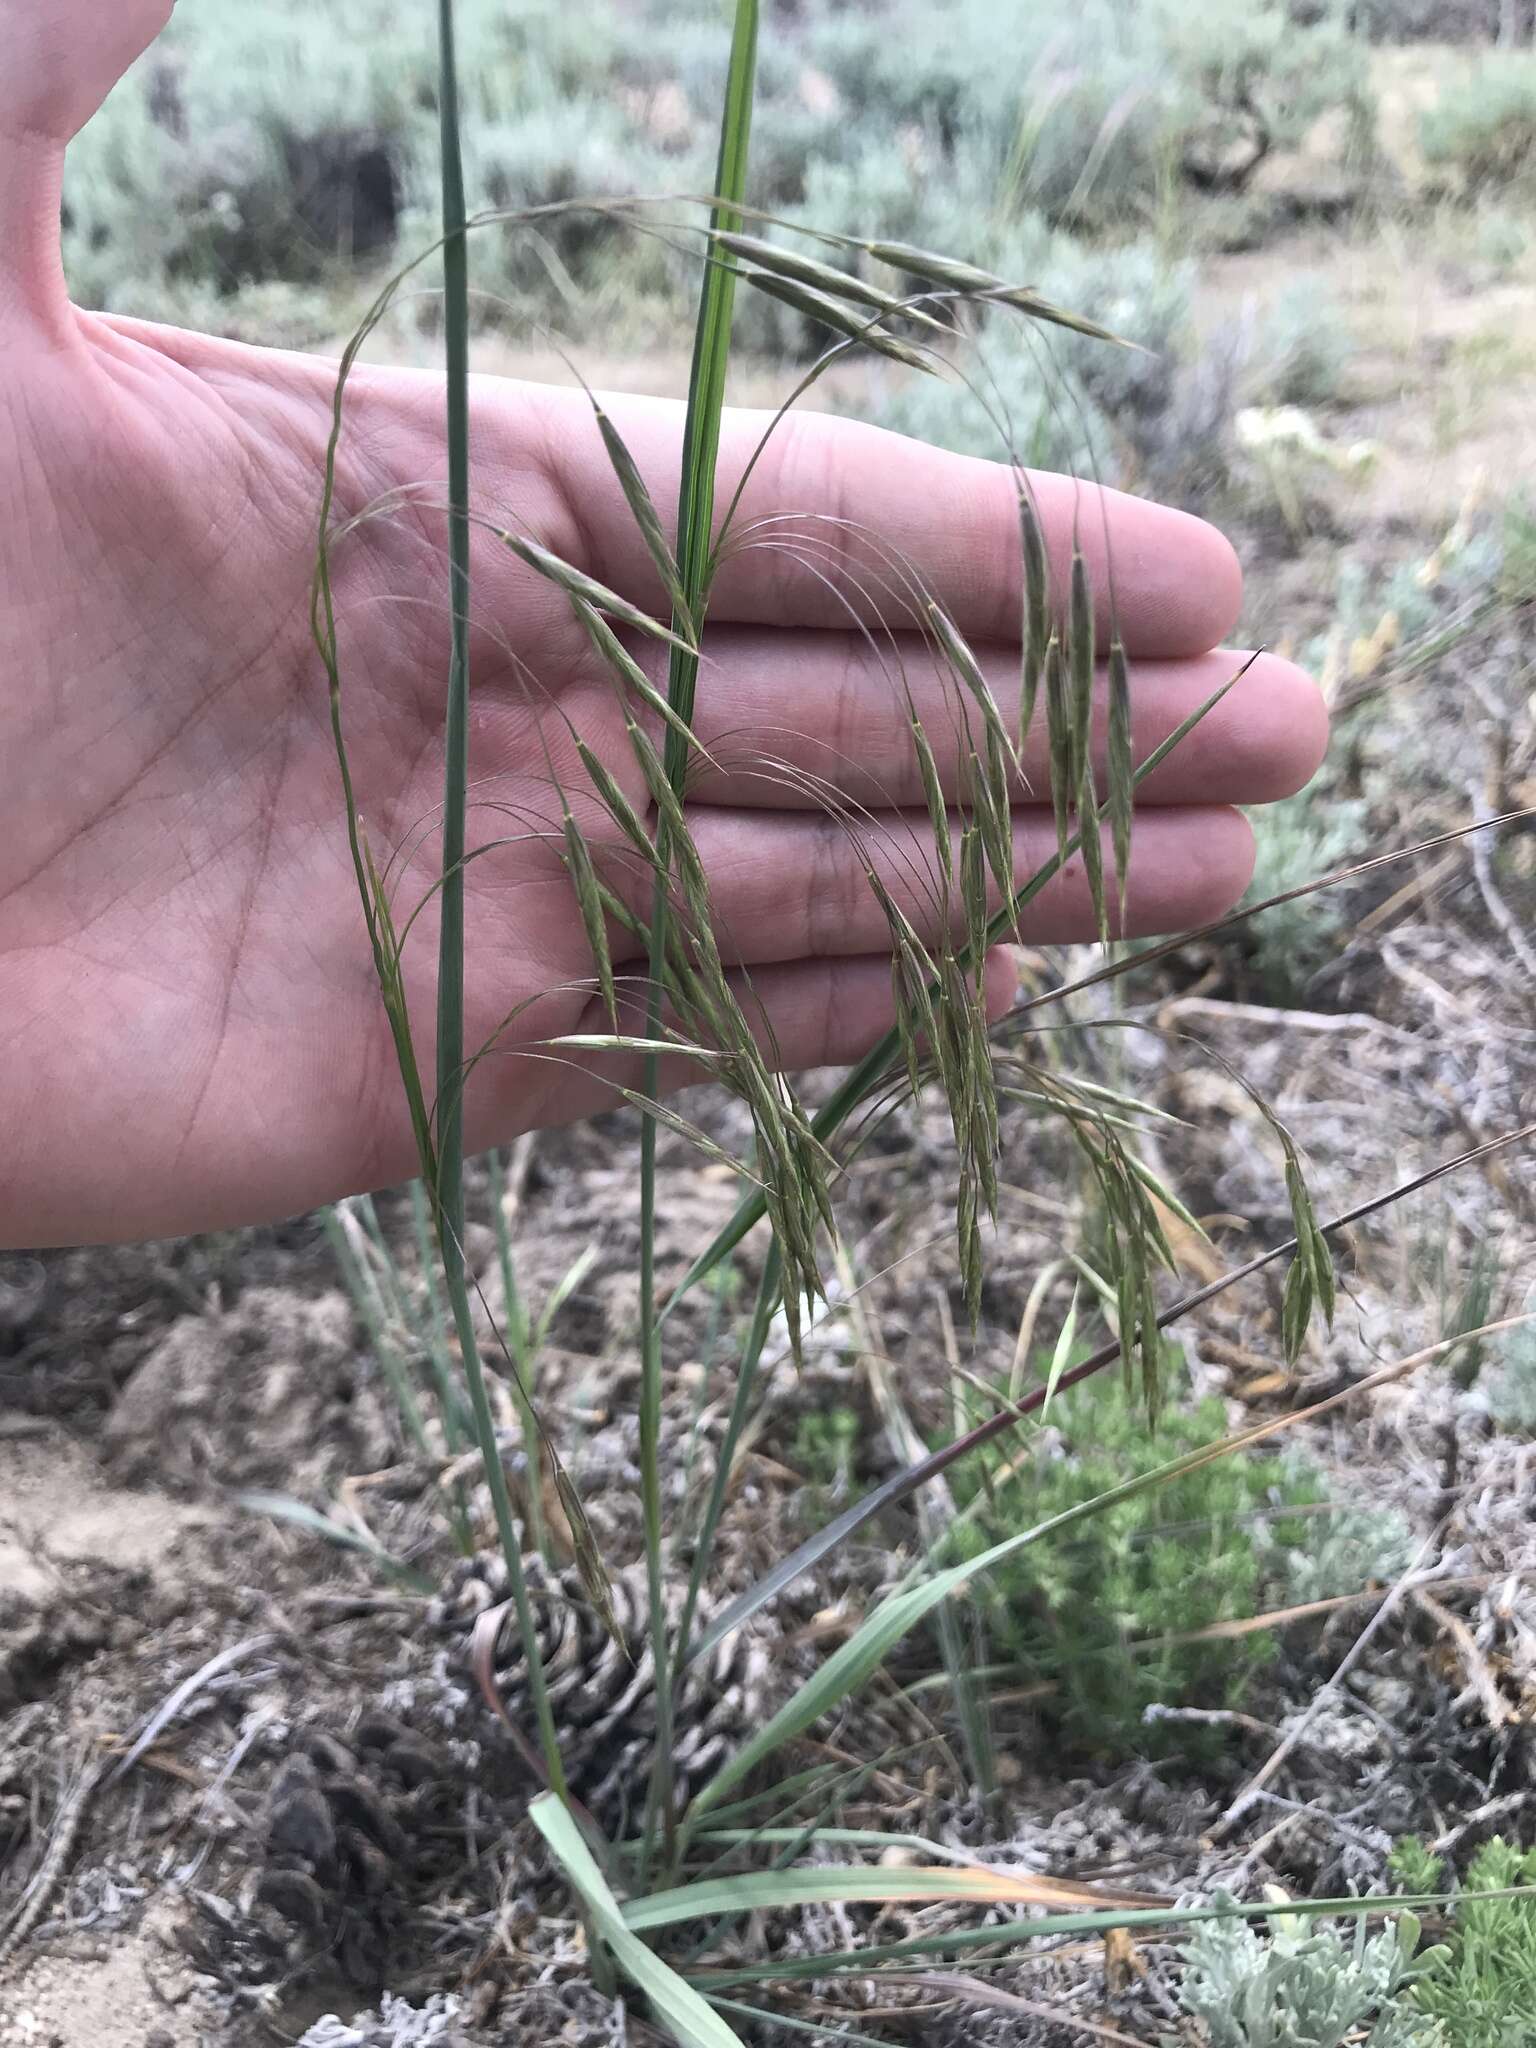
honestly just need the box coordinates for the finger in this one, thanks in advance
[505,947,1022,1127]
[0,0,174,338]
[661,637,1325,810]
[605,804,1255,969]
[525,385,1242,657]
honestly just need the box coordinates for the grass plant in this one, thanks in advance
[304,5,1536,2039]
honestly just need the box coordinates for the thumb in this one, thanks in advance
[0,0,176,340]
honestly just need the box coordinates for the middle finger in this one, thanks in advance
[648,630,1326,811]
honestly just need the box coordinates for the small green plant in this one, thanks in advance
[1170,1896,1445,2047]
[1422,61,1536,194]
[943,1358,1394,1758]
[1243,797,1370,1002]
[1247,279,1354,409]
[787,1405,863,1523]
[1392,1837,1536,2046]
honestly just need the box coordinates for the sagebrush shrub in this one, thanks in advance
[1170,1900,1443,2048]
[1422,61,1536,192]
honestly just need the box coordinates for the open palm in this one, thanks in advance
[0,1,1326,1246]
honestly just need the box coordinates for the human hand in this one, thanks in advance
[0,0,1326,1245]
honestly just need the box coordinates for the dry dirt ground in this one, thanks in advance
[5,186,1536,2048]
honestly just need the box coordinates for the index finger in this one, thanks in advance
[535,390,1243,659]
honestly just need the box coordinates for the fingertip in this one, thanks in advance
[1131,505,1244,659]
[982,946,1027,1024]
[1247,655,1331,799]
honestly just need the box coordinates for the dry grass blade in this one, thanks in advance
[470,1599,556,1788]
[880,1976,1146,2046]
[105,1635,277,1789]
[623,1861,1170,1932]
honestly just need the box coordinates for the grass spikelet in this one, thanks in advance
[1019,488,1050,758]
[498,531,693,650]
[859,239,1127,342]
[588,406,695,641]
[1068,547,1095,800]
[910,716,953,895]
[1283,1145,1336,1360]
[623,711,696,852]
[926,600,1016,772]
[960,814,989,974]
[1204,1052,1337,1366]
[571,597,711,762]
[1068,559,1109,943]
[561,808,619,1030]
[1044,631,1071,861]
[867,868,940,1102]
[985,721,1019,936]
[969,750,1015,941]
[1078,773,1108,946]
[1107,634,1133,924]
[711,230,952,335]
[573,736,657,868]
[862,241,1002,294]
[737,269,935,370]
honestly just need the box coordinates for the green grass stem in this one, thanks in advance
[638,0,760,1878]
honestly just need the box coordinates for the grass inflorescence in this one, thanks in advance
[303,5,1536,2040]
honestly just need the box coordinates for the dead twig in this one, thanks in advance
[1412,1585,1512,1731]
[104,1633,277,1790]
[1208,1524,1444,1847]
[0,1751,104,1967]
[1466,785,1536,982]
[1430,1791,1530,1857]
[880,1972,1147,2045]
